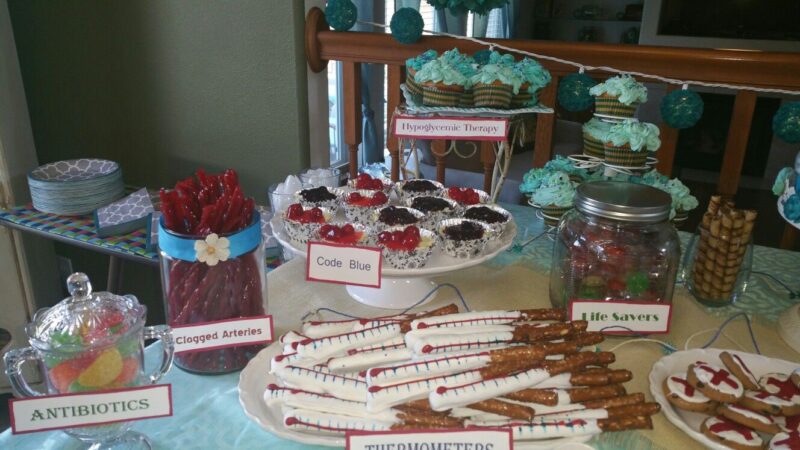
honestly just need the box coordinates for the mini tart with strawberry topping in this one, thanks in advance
[295,186,341,212]
[347,173,393,193]
[438,218,491,259]
[371,205,425,231]
[406,196,459,230]
[316,222,370,246]
[283,204,333,244]
[463,204,511,235]
[396,179,444,201]
[443,186,490,206]
[376,225,436,269]
[343,190,390,222]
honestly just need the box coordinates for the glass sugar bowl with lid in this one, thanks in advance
[550,181,680,310]
[4,272,174,448]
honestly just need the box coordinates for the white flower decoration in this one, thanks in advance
[194,233,230,266]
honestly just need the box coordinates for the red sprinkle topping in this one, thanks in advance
[319,223,364,245]
[286,203,325,223]
[378,226,421,251]
[354,173,385,190]
[447,187,480,205]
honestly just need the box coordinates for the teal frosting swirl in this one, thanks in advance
[441,48,478,79]
[519,167,550,195]
[532,172,576,207]
[589,75,648,105]
[406,50,438,71]
[544,155,589,181]
[414,59,467,87]
[607,119,661,152]
[634,170,698,213]
[514,58,551,91]
[582,118,612,141]
[471,51,523,93]
[773,166,794,196]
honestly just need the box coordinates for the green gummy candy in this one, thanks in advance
[626,272,649,296]
[67,380,94,393]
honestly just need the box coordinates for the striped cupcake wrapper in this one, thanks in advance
[594,96,637,118]
[406,77,424,104]
[603,144,649,167]
[511,91,533,108]
[459,91,474,107]
[423,85,462,107]
[583,134,605,158]
[474,83,512,108]
[542,205,573,218]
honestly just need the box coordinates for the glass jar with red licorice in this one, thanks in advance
[158,169,267,374]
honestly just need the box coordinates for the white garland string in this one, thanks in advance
[357,20,800,96]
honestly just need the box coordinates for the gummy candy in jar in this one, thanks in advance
[550,181,680,309]
[3,272,174,447]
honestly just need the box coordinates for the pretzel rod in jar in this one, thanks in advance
[467,399,536,420]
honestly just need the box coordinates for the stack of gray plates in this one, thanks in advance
[28,159,125,215]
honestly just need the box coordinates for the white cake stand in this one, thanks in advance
[270,215,516,309]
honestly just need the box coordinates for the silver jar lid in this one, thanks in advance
[575,181,671,223]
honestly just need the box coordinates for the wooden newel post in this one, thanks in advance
[481,141,495,193]
[387,65,402,182]
[343,62,363,179]
[432,140,447,184]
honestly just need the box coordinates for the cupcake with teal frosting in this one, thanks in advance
[512,57,551,107]
[604,119,660,167]
[519,167,550,199]
[405,50,437,104]
[582,118,612,159]
[441,49,478,107]
[471,52,518,108]
[544,155,588,183]
[589,75,648,118]
[634,170,698,223]
[415,58,468,107]
[532,171,576,226]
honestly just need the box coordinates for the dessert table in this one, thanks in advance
[1,204,798,449]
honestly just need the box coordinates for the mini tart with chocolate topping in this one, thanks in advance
[343,190,390,223]
[372,205,425,231]
[438,218,491,259]
[376,225,436,269]
[296,186,341,212]
[407,196,459,230]
[463,204,511,235]
[396,179,444,201]
[283,204,334,244]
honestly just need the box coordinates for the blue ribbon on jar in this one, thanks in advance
[157,214,262,263]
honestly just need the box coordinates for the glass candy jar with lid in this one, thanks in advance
[550,181,680,310]
[4,272,174,449]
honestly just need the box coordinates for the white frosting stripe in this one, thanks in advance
[366,370,483,413]
[279,365,368,402]
[328,347,411,373]
[296,323,402,360]
[279,330,308,345]
[281,391,399,422]
[429,368,551,411]
[367,352,492,384]
[301,314,408,339]
[410,311,522,329]
[284,408,393,434]
[470,419,601,440]
[406,331,515,355]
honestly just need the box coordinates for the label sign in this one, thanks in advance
[347,428,512,450]
[393,115,509,142]
[569,300,672,334]
[306,242,382,288]
[9,385,172,434]
[172,315,273,354]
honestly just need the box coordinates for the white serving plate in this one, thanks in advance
[269,213,516,278]
[648,348,799,450]
[239,343,593,449]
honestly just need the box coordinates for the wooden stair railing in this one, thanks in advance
[304,6,800,248]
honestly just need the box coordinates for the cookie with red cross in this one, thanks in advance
[760,373,800,405]
[701,415,764,450]
[769,429,800,450]
[720,351,760,391]
[717,403,781,434]
[663,373,717,413]
[740,390,800,416]
[687,361,744,403]
[776,414,800,433]
[791,369,800,390]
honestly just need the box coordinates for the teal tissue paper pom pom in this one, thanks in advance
[660,89,704,129]
[390,8,424,44]
[558,73,597,112]
[325,0,357,32]
[773,101,800,144]
[473,49,492,65]
[783,193,800,222]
